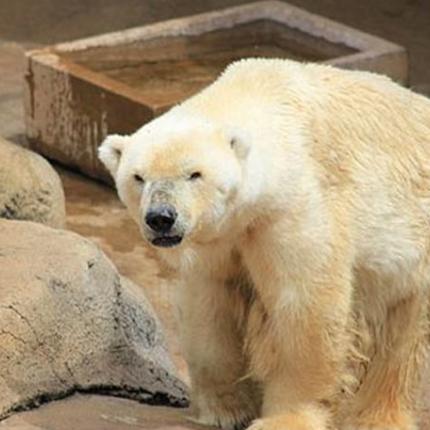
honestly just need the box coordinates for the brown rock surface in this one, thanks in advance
[0,138,65,228]
[0,220,188,420]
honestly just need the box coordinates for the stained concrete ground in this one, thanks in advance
[0,0,430,428]
[0,395,204,430]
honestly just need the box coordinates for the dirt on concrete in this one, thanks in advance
[0,395,208,430]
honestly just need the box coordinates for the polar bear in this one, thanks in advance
[98,59,430,430]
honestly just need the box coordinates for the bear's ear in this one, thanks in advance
[98,134,131,178]
[229,134,250,160]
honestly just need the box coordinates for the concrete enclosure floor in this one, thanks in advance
[0,0,430,428]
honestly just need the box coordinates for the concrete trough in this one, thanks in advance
[24,0,407,182]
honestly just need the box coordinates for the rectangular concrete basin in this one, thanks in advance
[24,0,407,182]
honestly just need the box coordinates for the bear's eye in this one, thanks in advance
[189,171,202,181]
[133,173,145,184]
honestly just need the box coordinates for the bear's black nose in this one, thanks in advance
[145,205,177,234]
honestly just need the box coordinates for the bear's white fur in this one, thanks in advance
[99,59,430,430]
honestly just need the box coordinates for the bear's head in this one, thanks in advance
[98,111,250,249]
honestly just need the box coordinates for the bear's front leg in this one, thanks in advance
[177,271,261,430]
[242,221,353,430]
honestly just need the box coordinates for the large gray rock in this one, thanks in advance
[0,220,188,420]
[0,138,65,228]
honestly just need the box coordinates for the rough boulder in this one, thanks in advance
[0,138,65,228]
[0,220,188,419]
